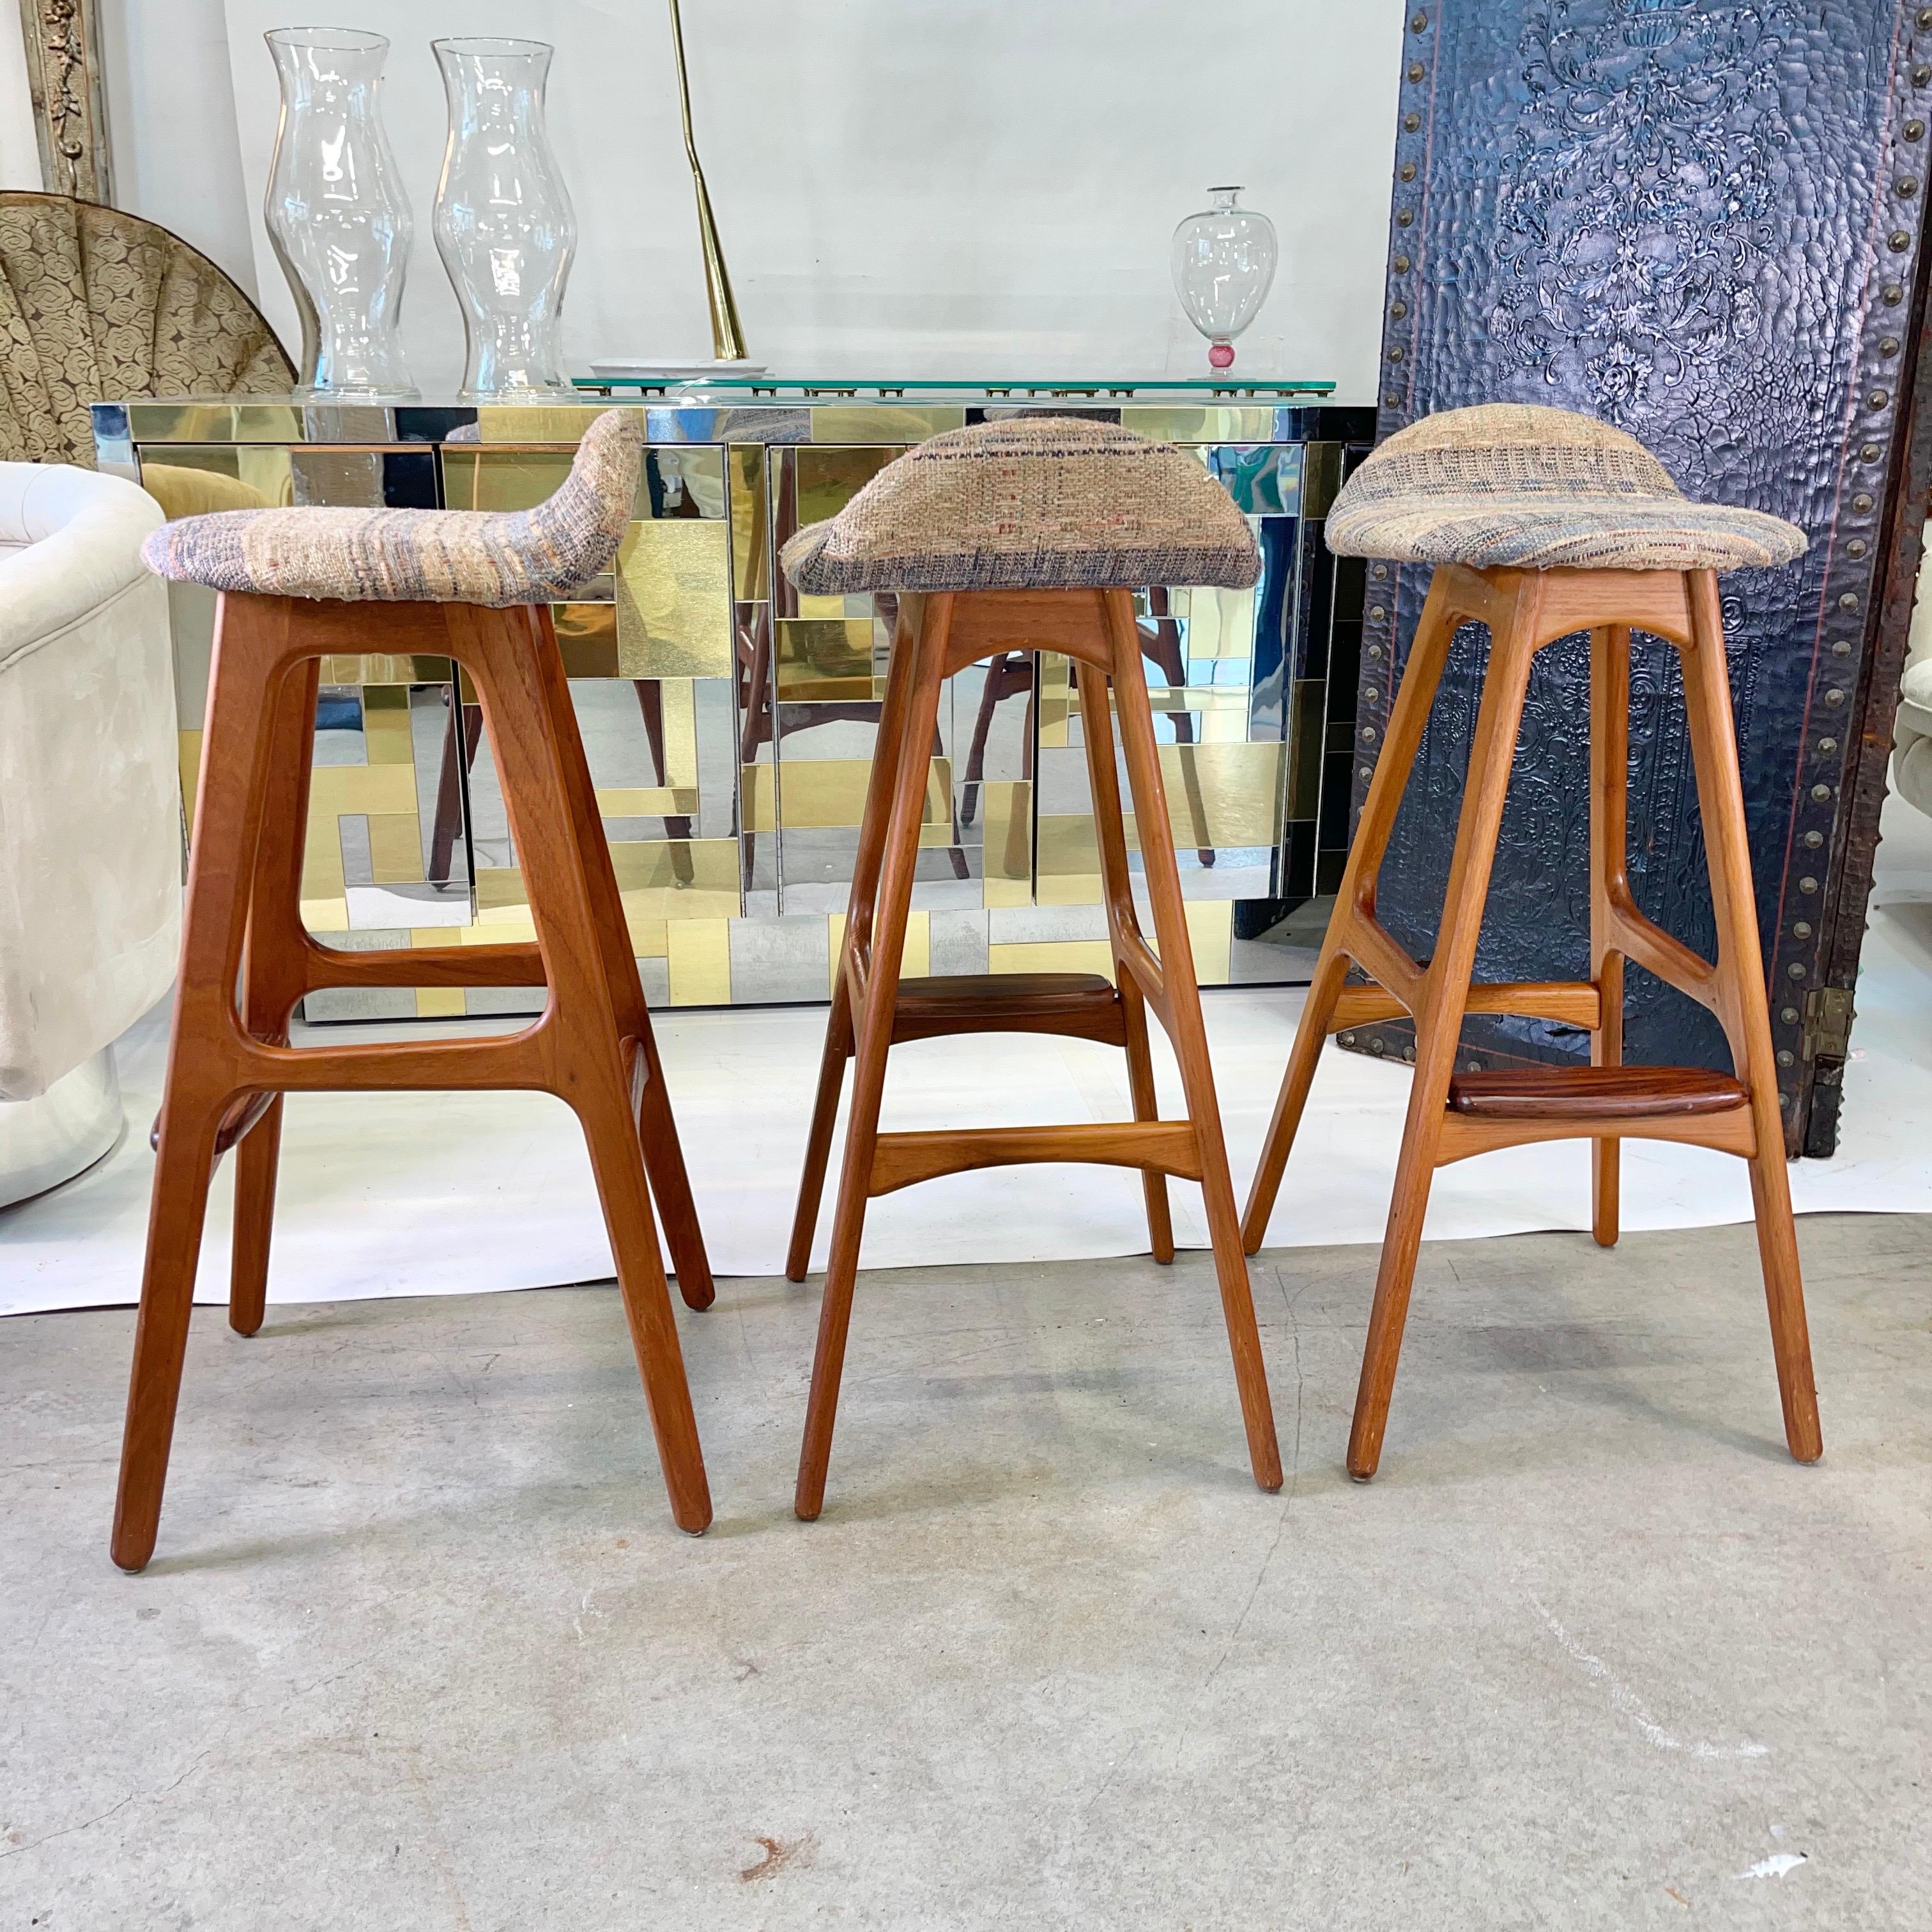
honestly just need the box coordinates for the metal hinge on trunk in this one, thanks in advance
[1802,986,1854,1064]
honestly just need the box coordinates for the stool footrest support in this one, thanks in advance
[868,1122,1203,1197]
[887,972,1127,1046]
[1330,978,1603,1031]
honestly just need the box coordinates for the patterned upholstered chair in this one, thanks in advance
[116,411,714,1568]
[778,416,1283,1519]
[0,193,293,470]
[1239,402,1822,1478]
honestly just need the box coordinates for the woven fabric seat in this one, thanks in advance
[141,408,640,606]
[780,416,1261,595]
[1327,402,1806,572]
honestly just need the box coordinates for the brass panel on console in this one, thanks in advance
[728,444,768,600]
[137,444,293,518]
[443,446,574,511]
[776,618,874,700]
[808,406,963,444]
[615,521,733,677]
[126,402,304,444]
[1161,741,1284,850]
[553,602,621,677]
[793,446,896,526]
[475,403,645,443]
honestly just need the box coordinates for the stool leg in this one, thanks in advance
[1121,981,1176,1264]
[786,597,923,1284]
[796,599,951,1519]
[114,599,291,1571]
[1589,625,1630,1249]
[1347,591,1540,1480]
[632,1025,714,1312]
[1073,657,1174,1262]
[231,657,321,1336]
[1242,575,1464,1252]
[521,610,715,1314]
[1680,574,1822,1462]
[1101,591,1281,1491]
[785,995,852,1282]
[459,608,712,1531]
[229,1100,283,1338]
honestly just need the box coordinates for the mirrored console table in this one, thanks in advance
[95,388,1372,1018]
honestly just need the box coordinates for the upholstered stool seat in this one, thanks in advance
[140,407,638,605]
[781,416,1262,593]
[114,408,714,1569]
[1242,400,1821,1481]
[1325,402,1806,572]
[782,415,1281,1519]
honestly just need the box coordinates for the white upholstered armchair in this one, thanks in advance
[0,464,180,1204]
[1896,561,1932,820]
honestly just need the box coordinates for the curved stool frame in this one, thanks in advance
[1240,562,1823,1478]
[114,591,714,1568]
[786,587,1282,1518]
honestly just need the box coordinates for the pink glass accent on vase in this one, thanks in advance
[1209,342,1236,369]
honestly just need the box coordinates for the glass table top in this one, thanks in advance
[572,372,1337,399]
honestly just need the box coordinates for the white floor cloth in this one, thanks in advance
[7,802,1931,1316]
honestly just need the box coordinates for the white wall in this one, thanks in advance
[0,7,42,190]
[98,0,259,292]
[105,0,1405,399]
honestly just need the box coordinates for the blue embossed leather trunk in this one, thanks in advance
[1353,0,1929,1149]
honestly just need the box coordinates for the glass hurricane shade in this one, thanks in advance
[432,36,577,399]
[263,27,417,397]
[1171,187,1278,371]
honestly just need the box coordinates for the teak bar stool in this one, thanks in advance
[779,418,1282,1517]
[1240,404,1823,1479]
[116,411,714,1568]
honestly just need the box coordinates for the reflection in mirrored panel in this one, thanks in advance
[123,403,1374,1006]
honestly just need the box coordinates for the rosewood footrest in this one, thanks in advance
[1446,1065,1748,1121]
[889,972,1126,1045]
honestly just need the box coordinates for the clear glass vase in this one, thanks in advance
[263,27,417,398]
[1171,187,1278,373]
[432,37,577,399]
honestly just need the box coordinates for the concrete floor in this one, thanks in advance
[1,1214,1928,1929]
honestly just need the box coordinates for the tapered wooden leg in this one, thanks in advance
[573,1076,712,1531]
[230,658,321,1335]
[1102,592,1281,1491]
[1121,981,1175,1264]
[633,1024,714,1313]
[785,596,923,1285]
[1240,948,1351,1255]
[785,993,850,1282]
[1680,573,1821,1462]
[114,599,291,1570]
[795,599,951,1519]
[463,608,713,1528]
[1074,656,1174,1263]
[1590,625,1629,1248]
[1241,576,1464,1252]
[1347,585,1542,1480]
[427,697,482,891]
[113,1105,227,1570]
[512,607,716,1315]
[228,1101,282,1339]
[958,652,1018,827]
